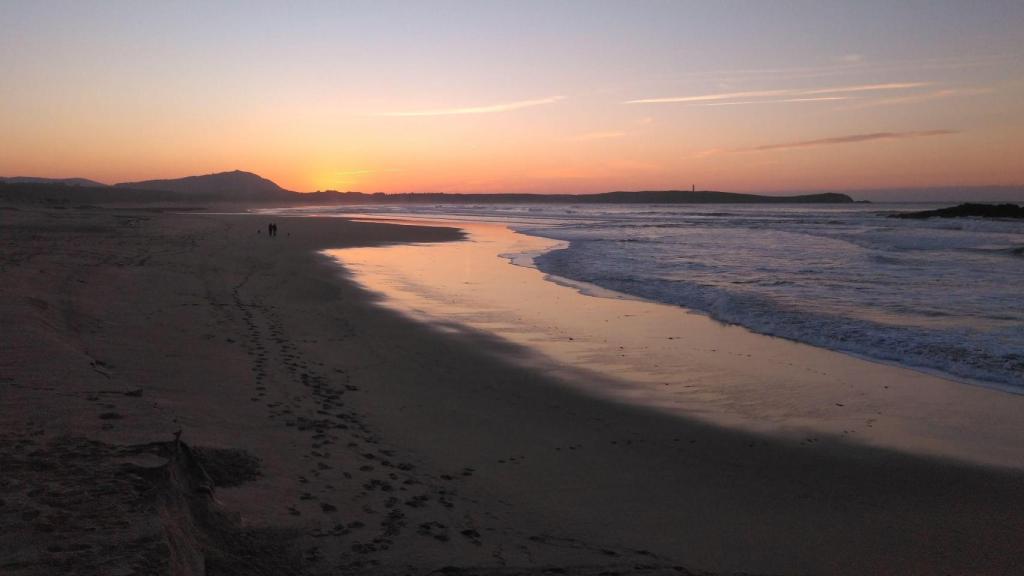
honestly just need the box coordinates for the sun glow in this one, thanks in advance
[1,3,1022,193]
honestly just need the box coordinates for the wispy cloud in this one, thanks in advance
[374,96,564,117]
[332,169,377,176]
[606,159,660,172]
[626,89,792,104]
[688,147,727,160]
[841,87,993,109]
[331,168,404,177]
[566,130,628,142]
[673,54,1008,84]
[799,82,929,95]
[625,82,929,105]
[745,129,957,152]
[697,96,851,107]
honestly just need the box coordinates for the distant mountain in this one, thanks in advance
[3,170,856,205]
[114,170,292,200]
[1,176,107,187]
[296,190,855,204]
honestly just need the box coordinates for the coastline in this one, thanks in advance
[3,205,1024,575]
[329,216,1024,470]
[301,203,1024,392]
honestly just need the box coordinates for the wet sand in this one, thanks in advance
[3,205,1024,575]
[331,218,1024,470]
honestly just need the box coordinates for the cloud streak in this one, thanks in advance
[332,169,376,176]
[674,55,1008,84]
[375,96,564,117]
[746,129,957,152]
[800,82,929,95]
[841,87,993,109]
[697,96,851,107]
[627,89,792,104]
[566,130,628,141]
[625,82,929,105]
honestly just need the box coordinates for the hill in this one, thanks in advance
[1,176,107,187]
[0,182,214,205]
[2,170,856,205]
[114,170,292,200]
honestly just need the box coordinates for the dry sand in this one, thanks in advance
[2,204,1024,575]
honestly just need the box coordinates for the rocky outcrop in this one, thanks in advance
[891,203,1024,219]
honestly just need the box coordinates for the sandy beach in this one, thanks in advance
[332,217,1024,469]
[3,205,1024,576]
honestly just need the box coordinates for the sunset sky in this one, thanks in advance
[2,1,1022,194]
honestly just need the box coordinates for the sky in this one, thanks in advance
[1,0,1023,194]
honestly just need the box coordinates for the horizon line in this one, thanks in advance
[5,173,1024,197]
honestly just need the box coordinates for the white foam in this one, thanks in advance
[274,203,1024,390]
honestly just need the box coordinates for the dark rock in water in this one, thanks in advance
[891,203,1024,219]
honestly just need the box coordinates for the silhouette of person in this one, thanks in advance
[268,223,273,237]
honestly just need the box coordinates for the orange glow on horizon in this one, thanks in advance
[2,3,1022,196]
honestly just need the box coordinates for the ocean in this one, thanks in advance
[274,203,1024,390]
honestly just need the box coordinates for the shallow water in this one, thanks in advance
[273,203,1024,389]
[317,218,1024,469]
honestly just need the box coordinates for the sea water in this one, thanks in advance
[275,203,1024,390]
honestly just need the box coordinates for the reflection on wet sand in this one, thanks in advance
[329,217,1024,470]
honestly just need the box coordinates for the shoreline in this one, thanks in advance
[3,205,1024,575]
[328,216,1024,471]
[290,204,1023,391]
[349,212,1019,395]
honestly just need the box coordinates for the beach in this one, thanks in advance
[3,205,1024,575]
